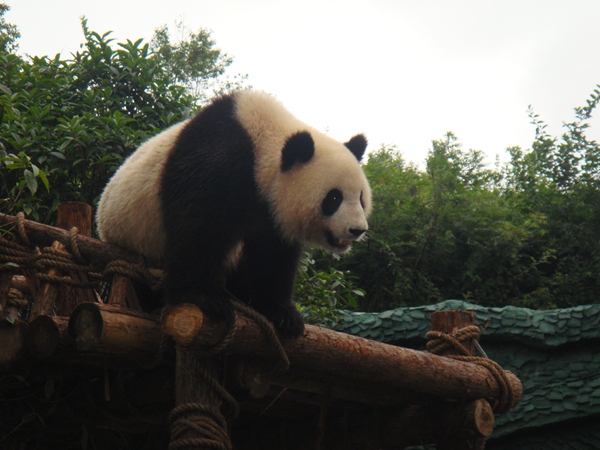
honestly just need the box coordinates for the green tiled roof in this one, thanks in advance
[335,300,600,448]
[335,299,600,347]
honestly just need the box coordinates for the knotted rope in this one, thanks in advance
[168,296,291,450]
[170,402,232,450]
[0,213,162,290]
[426,325,515,414]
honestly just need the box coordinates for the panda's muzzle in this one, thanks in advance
[325,229,365,250]
[349,228,366,238]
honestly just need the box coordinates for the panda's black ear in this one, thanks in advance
[281,131,315,172]
[344,134,368,161]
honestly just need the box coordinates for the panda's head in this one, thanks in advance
[271,130,372,254]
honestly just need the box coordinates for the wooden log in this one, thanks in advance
[162,305,522,410]
[162,303,204,346]
[66,303,522,410]
[380,399,494,448]
[231,398,493,450]
[270,368,433,406]
[68,303,161,364]
[0,212,162,270]
[227,358,272,399]
[108,275,129,306]
[26,315,70,359]
[10,274,29,294]
[0,319,27,371]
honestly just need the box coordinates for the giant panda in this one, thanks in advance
[96,90,371,337]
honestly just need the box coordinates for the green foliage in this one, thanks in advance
[0,3,19,54]
[150,21,248,102]
[295,251,364,326]
[0,17,241,222]
[338,86,600,311]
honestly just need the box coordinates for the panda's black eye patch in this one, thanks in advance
[322,189,343,216]
[360,191,364,209]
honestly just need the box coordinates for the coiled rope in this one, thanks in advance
[426,325,515,414]
[0,213,161,291]
[168,298,291,450]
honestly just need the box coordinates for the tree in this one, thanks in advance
[150,22,248,103]
[0,18,243,222]
[0,3,19,54]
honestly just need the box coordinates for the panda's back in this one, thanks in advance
[96,121,190,262]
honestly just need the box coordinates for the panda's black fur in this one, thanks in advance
[97,90,371,337]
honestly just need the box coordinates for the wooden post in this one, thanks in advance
[57,202,93,237]
[0,272,12,318]
[430,310,477,355]
[56,202,97,313]
[29,240,64,320]
[429,310,491,450]
[164,303,234,448]
[0,272,28,369]
[108,275,141,310]
[172,348,233,448]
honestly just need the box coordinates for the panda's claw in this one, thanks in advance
[266,305,305,337]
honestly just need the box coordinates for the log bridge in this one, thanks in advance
[0,203,522,450]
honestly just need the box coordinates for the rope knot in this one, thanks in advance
[426,325,480,356]
[426,324,515,414]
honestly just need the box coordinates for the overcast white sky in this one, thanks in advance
[8,0,600,165]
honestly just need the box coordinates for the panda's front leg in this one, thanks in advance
[163,239,237,327]
[228,232,305,337]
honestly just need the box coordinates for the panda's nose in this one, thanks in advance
[349,228,366,238]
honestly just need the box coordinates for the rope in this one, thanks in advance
[68,226,86,263]
[169,402,233,450]
[426,325,515,414]
[0,223,161,289]
[227,289,291,371]
[232,302,290,370]
[426,326,480,356]
[166,294,291,450]
[16,212,33,247]
[169,325,241,450]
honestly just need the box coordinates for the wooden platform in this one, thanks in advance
[0,205,522,449]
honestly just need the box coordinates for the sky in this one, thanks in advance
[7,0,600,166]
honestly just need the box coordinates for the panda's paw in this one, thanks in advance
[269,305,305,338]
[202,296,236,326]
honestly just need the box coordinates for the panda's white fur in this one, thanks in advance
[96,121,187,262]
[234,90,371,252]
[96,90,371,336]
